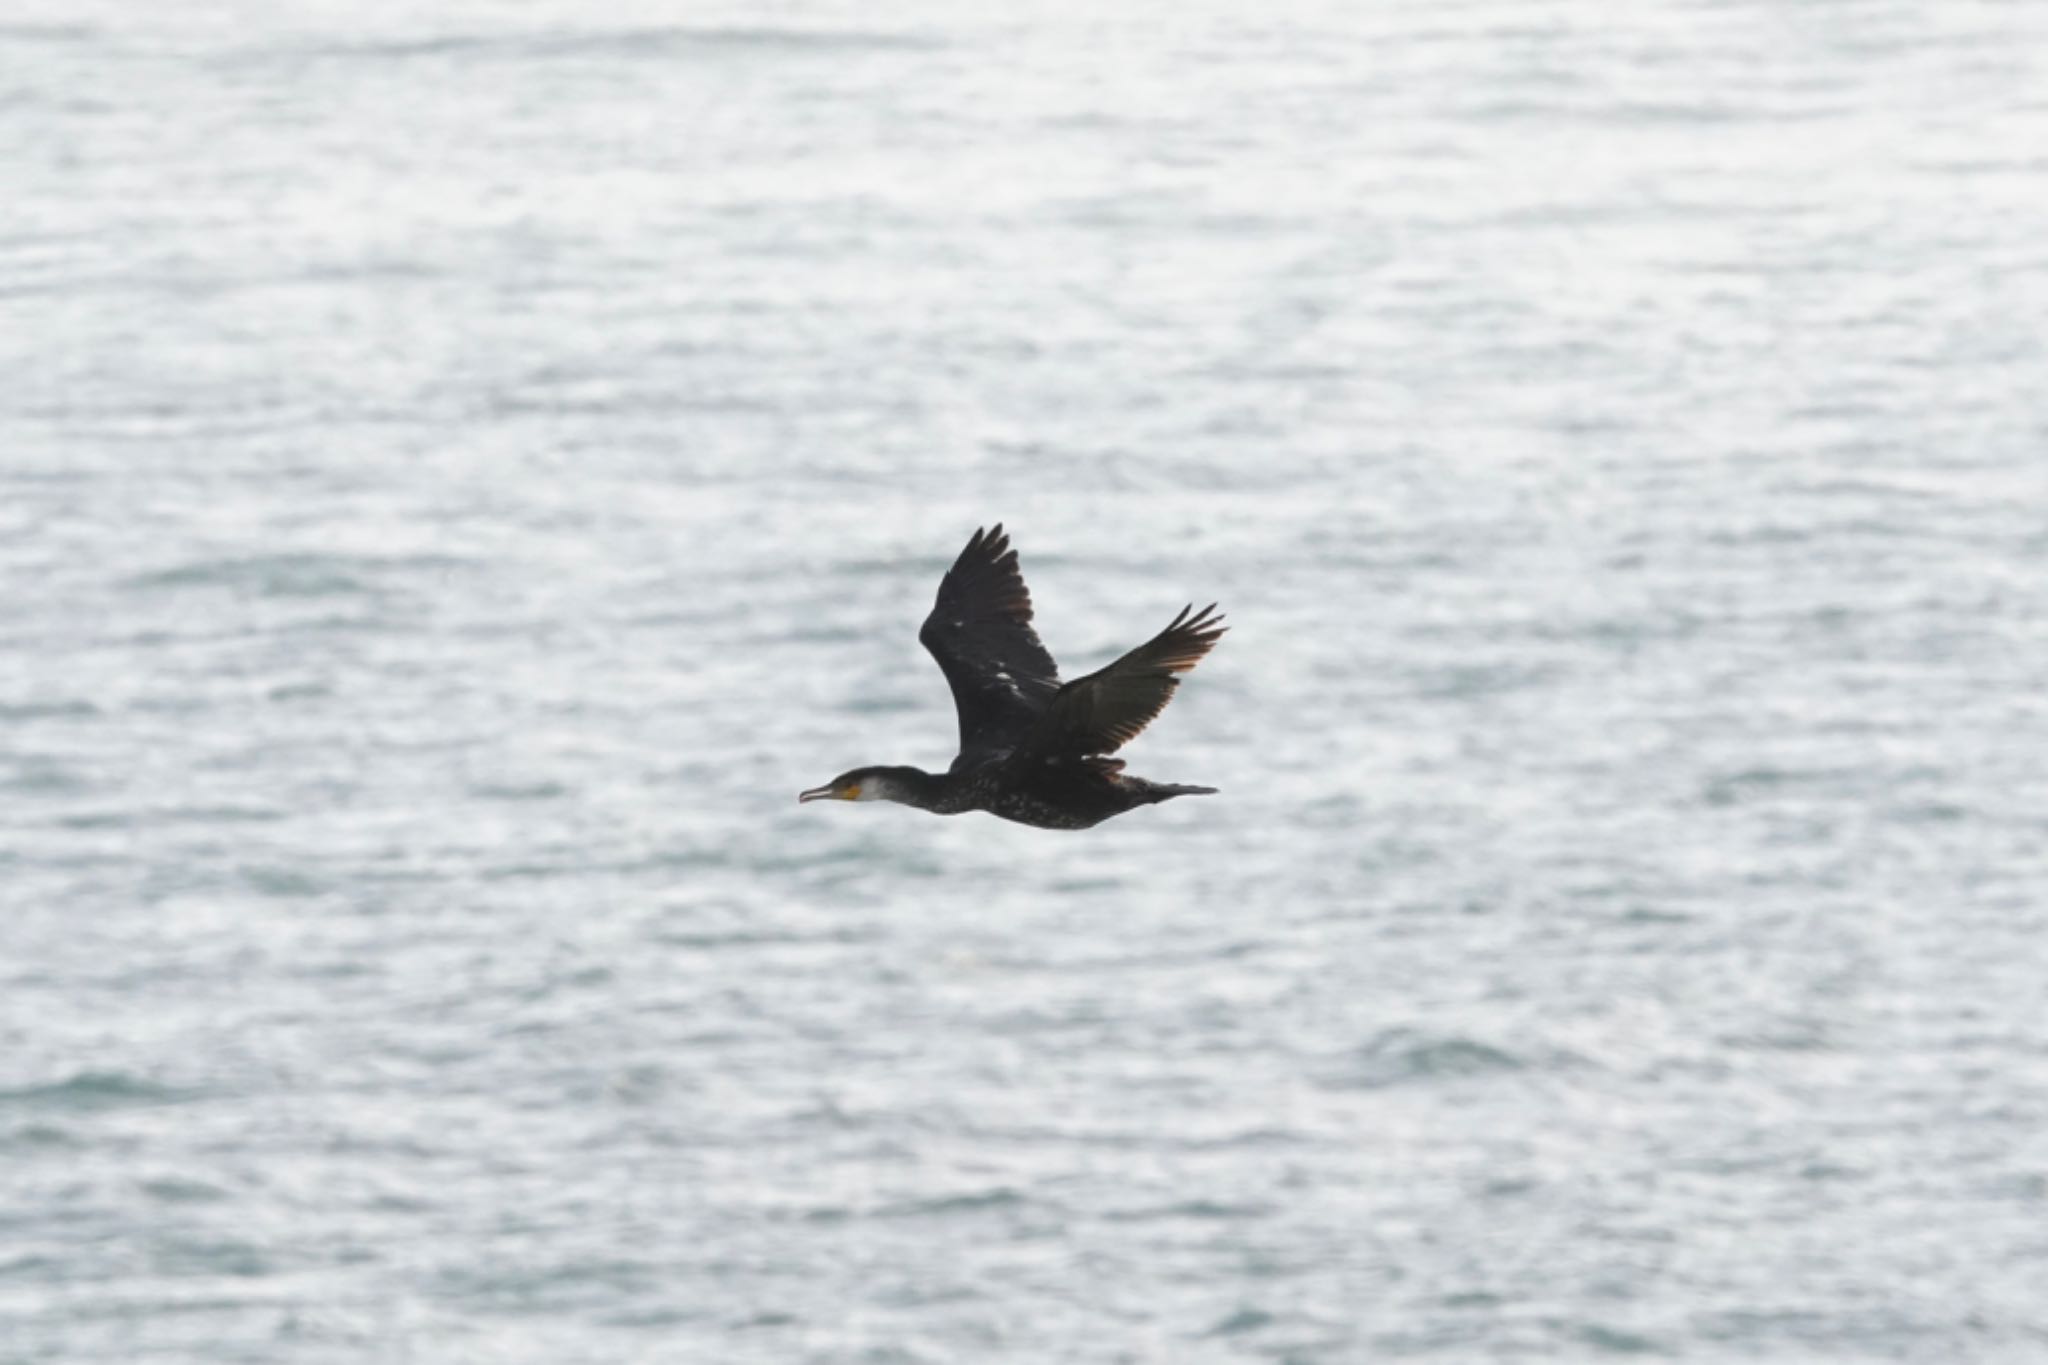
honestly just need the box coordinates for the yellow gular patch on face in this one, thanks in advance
[843,784,862,800]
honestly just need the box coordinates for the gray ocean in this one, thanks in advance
[5,2,2047,1360]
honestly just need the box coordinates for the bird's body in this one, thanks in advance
[827,757,1216,831]
[799,526,1225,830]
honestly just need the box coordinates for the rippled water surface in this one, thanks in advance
[6,2,2048,1360]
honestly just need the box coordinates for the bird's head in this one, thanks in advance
[798,765,918,805]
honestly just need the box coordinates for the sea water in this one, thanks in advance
[4,2,2047,1359]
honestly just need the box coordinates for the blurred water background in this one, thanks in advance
[5,1,2048,1360]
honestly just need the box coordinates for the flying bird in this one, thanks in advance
[799,525,1226,830]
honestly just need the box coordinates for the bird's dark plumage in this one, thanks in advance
[800,525,1225,830]
[1022,602,1226,759]
[918,525,1062,764]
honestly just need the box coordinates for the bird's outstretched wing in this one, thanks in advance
[919,525,1062,762]
[1019,603,1226,758]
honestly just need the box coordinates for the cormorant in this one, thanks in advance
[799,525,1226,830]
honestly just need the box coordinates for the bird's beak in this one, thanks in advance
[797,784,836,803]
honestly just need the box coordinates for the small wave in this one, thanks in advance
[58,804,282,832]
[1105,1199,1270,1223]
[0,22,94,42]
[253,24,940,68]
[1619,906,1692,925]
[654,25,942,53]
[1409,661,1557,701]
[125,552,467,599]
[957,1121,1306,1153]
[128,553,370,597]
[0,761,86,795]
[1325,1027,1528,1090]
[1720,1018,1832,1052]
[0,1122,82,1151]
[1701,765,1854,806]
[240,865,326,898]
[153,1237,269,1278]
[876,1187,1023,1219]
[142,1176,230,1204]
[653,929,821,949]
[0,1071,191,1111]
[1202,1307,1275,1338]
[1575,1322,1663,1354]
[469,780,568,802]
[1892,799,1969,824]
[0,700,99,721]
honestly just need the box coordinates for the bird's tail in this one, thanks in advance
[1141,781,1218,802]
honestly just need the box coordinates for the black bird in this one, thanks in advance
[799,525,1226,830]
